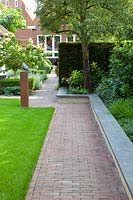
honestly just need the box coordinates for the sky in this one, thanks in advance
[23,0,37,13]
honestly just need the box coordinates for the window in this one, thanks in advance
[37,35,61,58]
[5,0,9,7]
[66,34,76,42]
[15,0,18,7]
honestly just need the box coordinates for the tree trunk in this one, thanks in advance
[14,69,17,79]
[81,42,92,91]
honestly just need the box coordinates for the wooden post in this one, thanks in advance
[20,71,29,107]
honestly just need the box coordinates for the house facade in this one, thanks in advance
[1,0,76,59]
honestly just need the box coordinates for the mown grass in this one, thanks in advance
[0,98,54,200]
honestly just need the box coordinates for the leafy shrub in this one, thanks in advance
[62,70,89,94]
[109,99,133,142]
[108,40,133,98]
[0,78,34,95]
[90,62,105,90]
[110,99,133,118]
[96,40,133,102]
[67,86,88,94]
[33,75,42,90]
[96,77,119,103]
[39,73,47,82]
[38,60,52,73]
[23,39,52,71]
[2,86,20,96]
[67,70,84,88]
[0,33,24,78]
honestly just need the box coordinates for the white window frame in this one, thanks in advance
[15,0,18,7]
[37,34,76,58]
[66,34,76,42]
[5,0,9,7]
[37,35,61,58]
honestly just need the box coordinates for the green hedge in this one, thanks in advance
[59,42,114,86]
[0,78,34,95]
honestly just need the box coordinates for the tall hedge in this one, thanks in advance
[59,42,114,86]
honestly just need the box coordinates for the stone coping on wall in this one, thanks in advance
[57,87,133,199]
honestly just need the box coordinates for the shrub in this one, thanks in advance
[67,86,88,94]
[109,98,133,142]
[96,77,119,103]
[32,75,42,90]
[2,86,20,96]
[62,70,89,94]
[109,41,133,97]
[90,62,105,90]
[96,40,133,102]
[23,39,52,72]
[0,78,34,95]
[67,70,84,88]
[110,99,133,118]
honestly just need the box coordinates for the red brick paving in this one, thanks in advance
[26,73,129,200]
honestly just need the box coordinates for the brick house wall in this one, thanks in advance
[1,0,42,46]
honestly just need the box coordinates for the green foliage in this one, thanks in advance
[0,33,24,76]
[0,98,54,200]
[62,70,89,94]
[109,40,133,97]
[36,0,132,89]
[0,78,34,95]
[109,99,133,142]
[110,99,133,118]
[0,35,52,78]
[90,62,105,90]
[2,86,20,96]
[36,0,132,42]
[59,42,113,88]
[29,69,47,81]
[67,70,84,88]
[67,86,88,94]
[0,6,26,32]
[96,77,118,102]
[96,40,133,101]
[23,39,52,71]
[33,75,42,90]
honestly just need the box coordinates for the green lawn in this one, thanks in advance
[0,98,54,200]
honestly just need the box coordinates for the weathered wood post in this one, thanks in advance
[20,71,29,107]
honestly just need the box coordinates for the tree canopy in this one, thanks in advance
[36,0,133,90]
[0,5,26,33]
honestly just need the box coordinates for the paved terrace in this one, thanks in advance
[26,71,129,200]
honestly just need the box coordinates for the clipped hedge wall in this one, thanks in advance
[59,42,114,86]
[0,78,34,95]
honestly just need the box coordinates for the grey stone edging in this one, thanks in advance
[57,87,133,199]
[89,94,133,199]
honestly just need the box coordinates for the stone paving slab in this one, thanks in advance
[26,72,129,200]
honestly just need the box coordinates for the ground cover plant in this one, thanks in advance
[0,98,54,200]
[109,99,133,142]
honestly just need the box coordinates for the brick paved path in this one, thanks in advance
[26,71,128,200]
